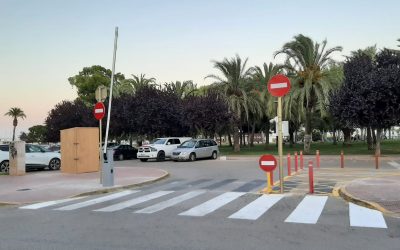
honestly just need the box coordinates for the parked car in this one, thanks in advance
[137,137,192,162]
[171,139,219,161]
[0,144,61,173]
[111,145,138,161]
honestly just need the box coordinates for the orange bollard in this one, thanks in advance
[340,150,344,168]
[300,151,304,170]
[294,151,298,172]
[316,150,320,168]
[287,153,291,176]
[308,161,314,194]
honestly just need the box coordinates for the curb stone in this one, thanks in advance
[0,170,170,206]
[338,185,399,218]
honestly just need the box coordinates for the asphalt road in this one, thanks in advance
[0,157,399,250]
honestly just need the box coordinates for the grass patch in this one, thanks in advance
[219,140,400,155]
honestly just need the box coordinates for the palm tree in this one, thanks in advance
[206,54,254,152]
[252,63,282,145]
[274,34,343,153]
[164,80,197,99]
[5,107,26,141]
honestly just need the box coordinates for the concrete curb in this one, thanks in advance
[338,185,399,218]
[0,170,170,206]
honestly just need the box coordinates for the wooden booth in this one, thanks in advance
[60,127,100,174]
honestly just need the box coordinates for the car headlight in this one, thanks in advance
[150,147,157,152]
[181,152,188,156]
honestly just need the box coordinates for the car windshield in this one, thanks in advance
[178,140,197,148]
[152,139,167,145]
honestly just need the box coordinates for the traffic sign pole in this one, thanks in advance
[99,119,103,184]
[278,96,284,193]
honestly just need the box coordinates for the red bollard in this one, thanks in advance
[287,153,291,176]
[340,150,344,168]
[300,151,304,170]
[375,154,379,169]
[294,152,298,172]
[308,161,314,194]
[316,150,320,168]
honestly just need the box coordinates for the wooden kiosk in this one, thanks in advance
[60,127,100,173]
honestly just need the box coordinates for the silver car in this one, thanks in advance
[171,139,219,161]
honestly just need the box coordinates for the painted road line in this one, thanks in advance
[94,191,173,212]
[349,203,387,228]
[388,161,400,169]
[229,194,284,220]
[179,192,246,217]
[55,190,138,211]
[270,82,288,89]
[19,197,86,210]
[285,195,328,224]
[135,190,206,214]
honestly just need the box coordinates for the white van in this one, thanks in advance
[137,137,192,162]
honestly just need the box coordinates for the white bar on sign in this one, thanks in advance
[261,161,275,166]
[270,82,287,89]
[95,109,103,113]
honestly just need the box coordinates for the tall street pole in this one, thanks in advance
[278,96,284,193]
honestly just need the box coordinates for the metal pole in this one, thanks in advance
[278,96,284,193]
[103,27,118,153]
[99,120,103,184]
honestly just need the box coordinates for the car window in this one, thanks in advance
[28,145,43,153]
[152,139,166,145]
[198,140,206,148]
[179,140,196,148]
[173,139,181,144]
[0,145,9,151]
[211,140,217,146]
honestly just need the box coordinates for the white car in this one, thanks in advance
[137,137,192,162]
[0,144,61,173]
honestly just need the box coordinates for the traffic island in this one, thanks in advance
[338,175,400,217]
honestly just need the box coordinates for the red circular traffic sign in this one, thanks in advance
[94,102,106,120]
[267,74,291,97]
[259,154,277,172]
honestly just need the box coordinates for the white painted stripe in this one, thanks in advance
[261,161,275,166]
[179,192,245,217]
[136,190,206,214]
[349,203,387,228]
[94,191,173,212]
[19,197,86,210]
[95,109,104,113]
[388,161,400,169]
[55,190,138,211]
[229,194,284,220]
[285,195,328,224]
[270,82,287,89]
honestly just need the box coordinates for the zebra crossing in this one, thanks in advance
[18,178,392,229]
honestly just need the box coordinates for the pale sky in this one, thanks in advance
[0,0,399,140]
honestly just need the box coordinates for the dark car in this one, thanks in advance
[112,145,138,161]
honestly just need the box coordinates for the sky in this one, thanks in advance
[0,0,399,140]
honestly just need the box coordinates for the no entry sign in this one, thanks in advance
[259,154,277,172]
[267,74,291,97]
[94,102,106,120]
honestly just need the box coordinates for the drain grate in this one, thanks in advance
[16,188,31,191]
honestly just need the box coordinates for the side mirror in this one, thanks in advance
[167,142,171,145]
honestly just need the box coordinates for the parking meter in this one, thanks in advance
[102,148,114,187]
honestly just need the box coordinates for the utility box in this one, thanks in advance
[60,127,99,174]
[9,141,26,176]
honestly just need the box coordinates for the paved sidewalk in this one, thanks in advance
[340,175,400,216]
[0,167,168,205]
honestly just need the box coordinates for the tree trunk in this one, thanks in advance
[233,126,240,152]
[239,128,243,147]
[375,128,382,156]
[304,108,312,154]
[333,130,337,145]
[372,128,377,149]
[12,125,16,141]
[342,128,352,146]
[219,133,222,146]
[228,133,233,147]
[367,127,373,150]
[289,131,294,147]
[265,122,270,146]
[249,121,255,147]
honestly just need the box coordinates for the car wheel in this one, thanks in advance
[118,154,124,161]
[189,153,196,162]
[140,159,148,162]
[157,151,165,162]
[0,160,9,173]
[211,151,218,160]
[48,158,61,170]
